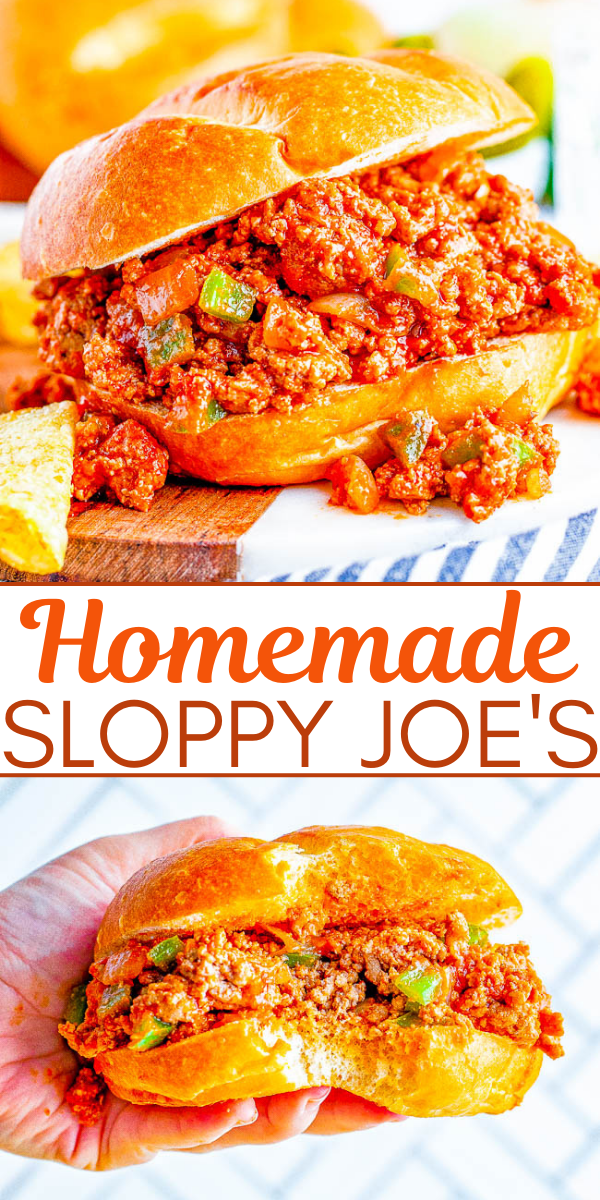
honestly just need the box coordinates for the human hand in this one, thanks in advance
[0,816,406,1170]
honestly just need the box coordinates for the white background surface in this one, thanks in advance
[0,583,596,775]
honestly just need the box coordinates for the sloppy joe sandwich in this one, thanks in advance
[18,51,600,521]
[61,826,563,1118]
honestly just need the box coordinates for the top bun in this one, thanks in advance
[21,50,534,280]
[95,824,522,957]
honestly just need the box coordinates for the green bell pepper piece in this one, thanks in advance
[442,433,486,468]
[383,410,433,467]
[140,314,194,369]
[396,999,422,1027]
[284,951,320,969]
[444,431,535,470]
[509,436,536,467]
[391,966,441,1006]
[130,1013,173,1052]
[199,267,257,323]
[148,936,184,968]
[383,248,422,297]
[396,1012,423,1028]
[206,398,227,424]
[393,34,435,49]
[63,982,88,1025]
[468,923,489,947]
[173,397,227,436]
[97,984,131,1020]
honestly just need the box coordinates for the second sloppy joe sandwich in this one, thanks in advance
[60,825,563,1121]
[19,51,600,520]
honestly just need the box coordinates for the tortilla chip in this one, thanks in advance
[0,242,37,346]
[0,402,76,573]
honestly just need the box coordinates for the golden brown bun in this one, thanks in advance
[0,0,384,176]
[21,50,534,279]
[93,826,540,1118]
[86,325,592,486]
[96,825,521,957]
[96,1013,542,1118]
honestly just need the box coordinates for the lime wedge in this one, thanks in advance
[392,35,435,50]
[506,55,554,138]
[436,4,549,78]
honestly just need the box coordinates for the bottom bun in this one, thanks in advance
[96,1014,542,1118]
[88,325,592,486]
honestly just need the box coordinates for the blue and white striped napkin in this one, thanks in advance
[269,509,600,583]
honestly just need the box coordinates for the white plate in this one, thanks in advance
[241,403,600,578]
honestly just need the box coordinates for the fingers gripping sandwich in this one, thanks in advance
[20,51,599,516]
[61,827,563,1118]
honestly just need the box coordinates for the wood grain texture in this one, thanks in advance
[0,480,279,582]
[0,344,279,582]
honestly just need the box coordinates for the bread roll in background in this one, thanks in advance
[0,0,386,174]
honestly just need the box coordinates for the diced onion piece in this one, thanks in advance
[98,943,149,984]
[384,243,440,307]
[136,259,199,326]
[263,925,303,954]
[525,467,546,499]
[262,297,297,350]
[309,293,380,329]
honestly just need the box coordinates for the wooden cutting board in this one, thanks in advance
[0,346,280,582]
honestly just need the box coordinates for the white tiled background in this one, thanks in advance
[0,776,598,1200]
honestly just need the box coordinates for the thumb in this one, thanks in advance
[96,1098,258,1169]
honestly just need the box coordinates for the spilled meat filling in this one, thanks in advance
[60,911,563,1063]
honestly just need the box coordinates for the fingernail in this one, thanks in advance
[234,1101,259,1127]
[304,1086,331,1105]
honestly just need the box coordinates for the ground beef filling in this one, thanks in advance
[34,149,599,427]
[64,1066,107,1127]
[60,912,563,1063]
